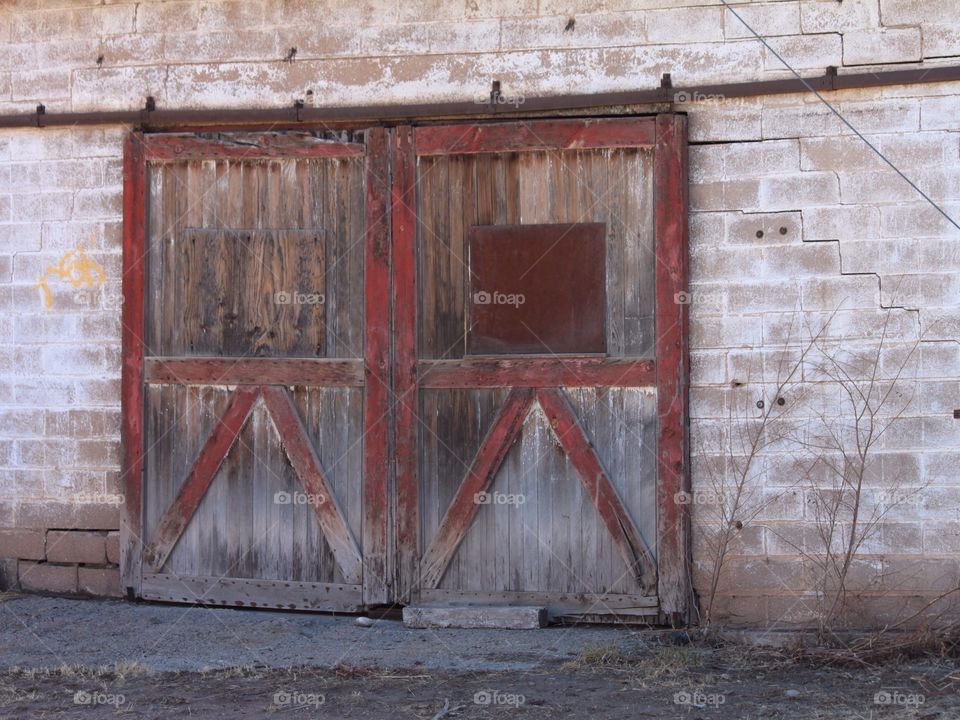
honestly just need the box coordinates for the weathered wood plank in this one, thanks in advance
[403,605,548,629]
[121,131,146,593]
[260,386,363,584]
[144,358,364,386]
[566,387,660,578]
[626,149,657,355]
[391,125,419,602]
[654,114,691,621]
[420,388,534,589]
[418,587,658,610]
[362,127,391,604]
[144,385,232,579]
[420,389,507,595]
[415,118,657,156]
[145,134,365,161]
[145,159,337,359]
[143,386,260,572]
[536,388,657,593]
[553,610,659,624]
[417,358,656,388]
[141,573,363,612]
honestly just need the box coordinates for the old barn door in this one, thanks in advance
[121,130,390,610]
[392,116,690,621]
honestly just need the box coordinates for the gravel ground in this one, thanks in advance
[2,594,959,719]
[0,594,631,672]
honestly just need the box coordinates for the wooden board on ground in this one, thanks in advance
[141,573,364,613]
[403,605,548,630]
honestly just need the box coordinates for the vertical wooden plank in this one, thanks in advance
[144,386,260,572]
[630,150,657,356]
[518,151,549,223]
[326,389,347,582]
[566,388,602,588]
[363,127,391,605]
[496,155,510,225]
[519,403,540,593]
[420,392,439,579]
[622,151,640,354]
[610,150,628,357]
[211,395,256,579]
[291,386,364,583]
[145,165,163,354]
[535,404,559,591]
[344,387,365,581]
[416,157,436,359]
[344,156,367,357]
[654,113,691,621]
[121,131,146,594]
[536,387,656,592]
[499,415,516,591]
[641,150,657,353]
[447,155,467,358]
[249,394,272,572]
[531,403,552,591]
[574,388,599,593]
[638,389,660,563]
[420,387,534,589]
[185,158,202,227]
[392,125,419,602]
[261,386,363,583]
[433,158,456,357]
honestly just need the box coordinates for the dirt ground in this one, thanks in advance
[2,594,958,719]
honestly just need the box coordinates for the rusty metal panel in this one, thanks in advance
[467,223,606,355]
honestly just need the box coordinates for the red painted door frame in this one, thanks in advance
[390,115,691,619]
[121,114,691,618]
[119,130,391,605]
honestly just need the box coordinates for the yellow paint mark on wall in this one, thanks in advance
[33,238,106,310]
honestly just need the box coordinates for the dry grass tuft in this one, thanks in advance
[788,623,960,668]
[564,641,702,688]
[3,661,151,680]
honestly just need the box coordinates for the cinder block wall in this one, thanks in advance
[0,0,957,625]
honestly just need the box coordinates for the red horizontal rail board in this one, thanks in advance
[414,117,656,156]
[260,386,363,584]
[536,388,657,593]
[142,386,260,571]
[417,358,656,388]
[144,358,365,386]
[419,387,535,588]
[144,134,365,161]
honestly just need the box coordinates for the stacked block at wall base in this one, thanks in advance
[0,0,958,626]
